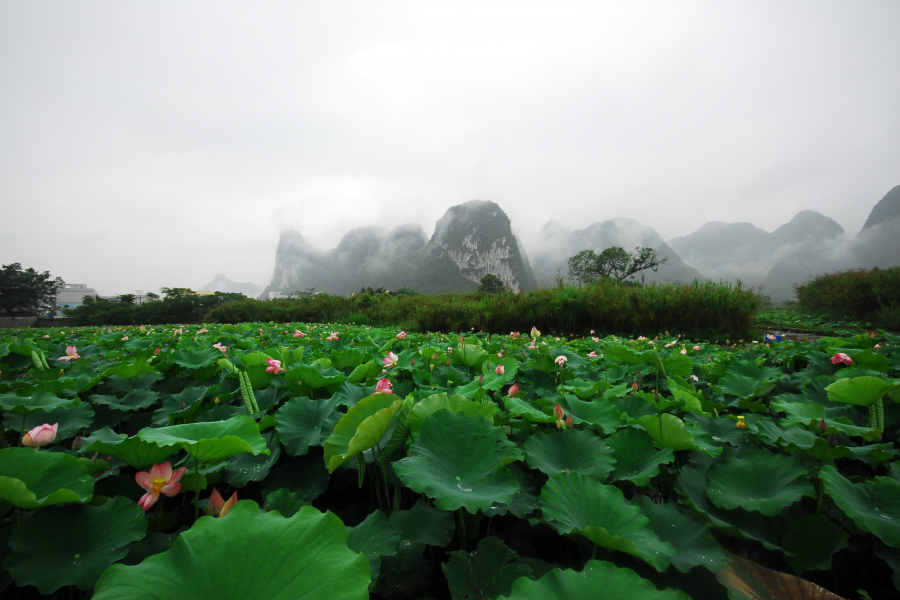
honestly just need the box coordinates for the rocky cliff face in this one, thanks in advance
[529,218,705,287]
[862,185,900,229]
[408,200,538,293]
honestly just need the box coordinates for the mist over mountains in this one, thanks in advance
[224,185,899,303]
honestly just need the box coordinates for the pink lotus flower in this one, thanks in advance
[42,334,49,338]
[375,378,393,394]
[507,383,520,397]
[495,364,505,375]
[326,332,339,341]
[56,346,80,361]
[693,345,702,351]
[207,488,238,517]
[587,351,597,358]
[135,461,187,511]
[590,330,595,334]
[383,352,399,368]
[554,356,568,366]
[293,329,306,338]
[198,328,209,334]
[498,352,503,358]
[831,353,853,366]
[121,336,129,341]
[213,342,227,354]
[22,423,58,448]
[592,337,600,343]
[396,331,407,340]
[680,347,688,355]
[265,358,286,374]
[554,403,565,421]
[689,375,699,382]
[875,343,882,350]
[154,347,161,355]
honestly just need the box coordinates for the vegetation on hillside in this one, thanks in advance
[795,267,900,330]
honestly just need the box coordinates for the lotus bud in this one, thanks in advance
[496,364,505,375]
[736,415,747,430]
[827,434,838,448]
[508,383,520,397]
[636,370,642,380]
[215,396,221,405]
[817,419,827,434]
[71,436,82,451]
[410,358,415,366]
[22,423,58,448]
[478,373,484,386]
[554,403,565,421]
[654,391,660,404]
[565,415,573,429]
[154,347,161,355]
[632,381,639,392]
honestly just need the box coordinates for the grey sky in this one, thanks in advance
[1,1,898,296]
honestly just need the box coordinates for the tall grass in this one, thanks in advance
[205,280,760,338]
[795,268,900,330]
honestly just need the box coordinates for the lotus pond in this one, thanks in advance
[1,323,899,599]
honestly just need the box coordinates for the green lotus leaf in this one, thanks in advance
[83,426,176,469]
[238,351,276,389]
[91,389,160,412]
[443,536,535,600]
[104,372,164,394]
[706,449,815,516]
[557,395,622,433]
[524,429,616,481]
[406,392,498,434]
[607,427,674,486]
[483,467,540,518]
[455,343,488,368]
[105,361,157,379]
[539,473,675,570]
[503,396,555,423]
[380,394,416,459]
[263,487,309,518]
[222,433,281,487]
[323,393,401,472]
[497,559,690,600]
[390,498,456,550]
[0,447,93,508]
[605,345,651,366]
[275,395,342,456]
[3,402,94,441]
[347,509,400,583]
[630,495,726,573]
[138,415,268,462]
[394,410,522,513]
[5,496,147,594]
[636,413,695,451]
[0,390,78,416]
[780,515,849,574]
[683,414,744,447]
[662,353,694,379]
[170,348,224,370]
[286,364,347,390]
[826,376,890,407]
[820,464,900,547]
[346,359,380,384]
[844,348,891,372]
[92,501,370,600]
[717,373,770,400]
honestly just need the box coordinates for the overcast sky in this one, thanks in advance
[1,1,898,295]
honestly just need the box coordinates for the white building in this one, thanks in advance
[56,283,98,315]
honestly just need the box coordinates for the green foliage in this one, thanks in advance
[568,246,668,284]
[0,262,62,316]
[64,289,249,325]
[796,267,900,329]
[477,273,507,294]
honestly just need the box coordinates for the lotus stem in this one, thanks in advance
[380,463,391,516]
[193,457,200,522]
[457,509,467,551]
[19,414,25,446]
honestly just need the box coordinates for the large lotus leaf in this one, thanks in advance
[323,394,400,472]
[607,427,674,486]
[483,467,540,518]
[347,359,382,384]
[406,392,498,434]
[706,449,814,516]
[685,414,746,447]
[826,376,890,407]
[443,536,535,600]
[630,495,726,573]
[170,348,223,370]
[717,373,771,400]
[389,499,456,550]
[780,515,848,574]
[138,415,268,462]
[524,429,616,481]
[3,402,93,441]
[275,395,342,456]
[539,473,675,571]
[499,559,689,600]
[394,410,522,513]
[91,390,160,412]
[287,364,347,390]
[105,361,157,379]
[557,395,622,433]
[238,351,276,389]
[662,353,694,379]
[606,345,651,366]
[503,397,555,423]
[820,464,900,547]
[455,343,488,368]
[844,348,891,372]
[347,509,400,583]
[5,496,147,594]
[715,553,846,600]
[0,390,78,415]
[222,433,281,487]
[636,413,695,451]
[0,447,93,508]
[92,501,370,600]
[104,372,164,394]
[83,426,176,469]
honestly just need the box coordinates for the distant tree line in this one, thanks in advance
[63,288,248,325]
[0,263,63,316]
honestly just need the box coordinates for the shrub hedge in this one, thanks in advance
[795,267,900,330]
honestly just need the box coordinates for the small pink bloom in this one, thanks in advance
[554,403,565,421]
[554,355,568,366]
[326,332,339,341]
[22,423,58,448]
[198,328,209,334]
[383,352,399,368]
[56,345,81,362]
[154,347,161,355]
[497,352,503,358]
[265,358,286,374]
[590,330,595,334]
[213,342,227,354]
[135,461,187,511]
[42,334,49,339]
[648,341,655,346]
[375,378,393,394]
[396,331,407,340]
[689,375,699,382]
[293,329,306,338]
[587,351,597,358]
[680,348,687,355]
[495,365,505,375]
[693,345,702,351]
[875,344,882,350]
[507,383,520,397]
[207,488,239,517]
[831,352,853,366]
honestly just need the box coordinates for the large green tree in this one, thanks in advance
[568,247,668,285]
[478,274,507,294]
[0,263,63,315]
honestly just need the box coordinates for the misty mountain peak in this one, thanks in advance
[862,185,900,229]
